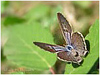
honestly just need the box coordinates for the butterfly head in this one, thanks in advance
[65,45,73,51]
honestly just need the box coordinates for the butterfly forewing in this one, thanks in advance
[33,42,66,53]
[57,13,72,45]
[71,32,88,56]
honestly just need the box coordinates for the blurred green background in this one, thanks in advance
[1,1,99,74]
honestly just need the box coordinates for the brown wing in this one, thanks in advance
[57,13,72,45]
[33,42,66,53]
[57,51,82,64]
[71,32,88,56]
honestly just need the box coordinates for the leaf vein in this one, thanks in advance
[17,35,51,68]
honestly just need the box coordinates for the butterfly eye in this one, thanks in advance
[66,45,73,51]
[68,46,72,50]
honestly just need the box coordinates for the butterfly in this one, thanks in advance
[33,13,88,65]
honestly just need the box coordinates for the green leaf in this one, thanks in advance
[73,1,91,9]
[50,5,62,25]
[41,5,63,28]
[91,69,99,74]
[65,20,99,74]
[24,4,51,22]
[4,16,25,26]
[11,72,24,74]
[4,21,56,72]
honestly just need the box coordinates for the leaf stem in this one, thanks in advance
[51,58,66,74]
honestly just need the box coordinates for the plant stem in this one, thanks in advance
[52,58,66,74]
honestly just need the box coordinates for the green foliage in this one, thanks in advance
[24,4,51,22]
[11,72,24,74]
[24,4,62,28]
[73,1,91,9]
[1,1,9,14]
[91,70,99,74]
[4,16,25,26]
[4,21,57,72]
[65,20,99,74]
[50,5,62,25]
[2,4,63,74]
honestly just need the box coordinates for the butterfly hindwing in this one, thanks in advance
[57,13,72,45]
[57,51,82,63]
[33,42,66,53]
[71,32,88,56]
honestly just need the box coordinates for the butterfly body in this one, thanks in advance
[33,13,88,64]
